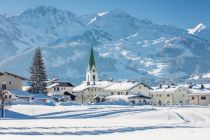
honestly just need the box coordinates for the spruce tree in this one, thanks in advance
[30,48,47,94]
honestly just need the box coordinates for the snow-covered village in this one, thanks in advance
[1,0,210,140]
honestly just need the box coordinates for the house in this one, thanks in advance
[102,81,152,97]
[3,89,33,102]
[47,79,74,96]
[187,84,210,105]
[0,72,28,91]
[150,84,189,105]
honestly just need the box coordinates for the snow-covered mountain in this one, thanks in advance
[188,23,210,42]
[0,6,210,84]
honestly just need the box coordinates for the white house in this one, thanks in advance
[103,81,152,96]
[0,71,28,91]
[47,80,74,96]
[3,89,33,102]
[150,84,189,105]
[187,84,210,105]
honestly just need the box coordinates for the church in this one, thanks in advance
[73,47,152,104]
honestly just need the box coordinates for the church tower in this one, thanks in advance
[86,47,99,82]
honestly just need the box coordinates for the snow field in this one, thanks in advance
[0,105,210,139]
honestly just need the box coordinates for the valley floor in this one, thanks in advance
[0,105,210,140]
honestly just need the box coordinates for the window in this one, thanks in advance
[139,86,141,89]
[201,96,206,100]
[93,69,95,72]
[126,92,129,95]
[118,92,120,95]
[192,96,194,100]
[9,95,11,99]
[2,84,6,90]
[93,75,95,81]
[57,87,59,91]
[167,94,170,97]
[5,95,7,99]
[111,92,114,95]
[9,81,12,85]
[159,94,161,97]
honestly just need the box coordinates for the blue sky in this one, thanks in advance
[0,0,209,29]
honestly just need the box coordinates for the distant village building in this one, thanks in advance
[150,84,210,106]
[4,89,33,102]
[0,72,31,102]
[150,84,189,105]
[0,72,28,91]
[103,82,152,96]
[46,79,74,96]
[187,84,210,105]
[73,47,151,104]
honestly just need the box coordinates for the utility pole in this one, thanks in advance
[0,91,5,118]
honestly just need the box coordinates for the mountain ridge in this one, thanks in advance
[0,6,210,84]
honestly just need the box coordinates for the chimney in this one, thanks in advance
[201,84,204,89]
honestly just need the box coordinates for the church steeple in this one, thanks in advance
[86,47,99,82]
[89,47,96,69]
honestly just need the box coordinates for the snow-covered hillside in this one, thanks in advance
[0,6,210,84]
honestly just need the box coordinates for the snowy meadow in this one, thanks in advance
[0,105,210,140]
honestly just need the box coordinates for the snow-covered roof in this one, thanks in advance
[47,81,74,89]
[73,81,114,93]
[151,85,181,93]
[103,81,139,92]
[0,71,28,80]
[47,83,59,89]
[188,88,210,95]
[105,95,130,101]
[8,89,32,97]
[22,86,32,91]
[105,94,151,101]
[128,94,151,99]
[33,94,50,99]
